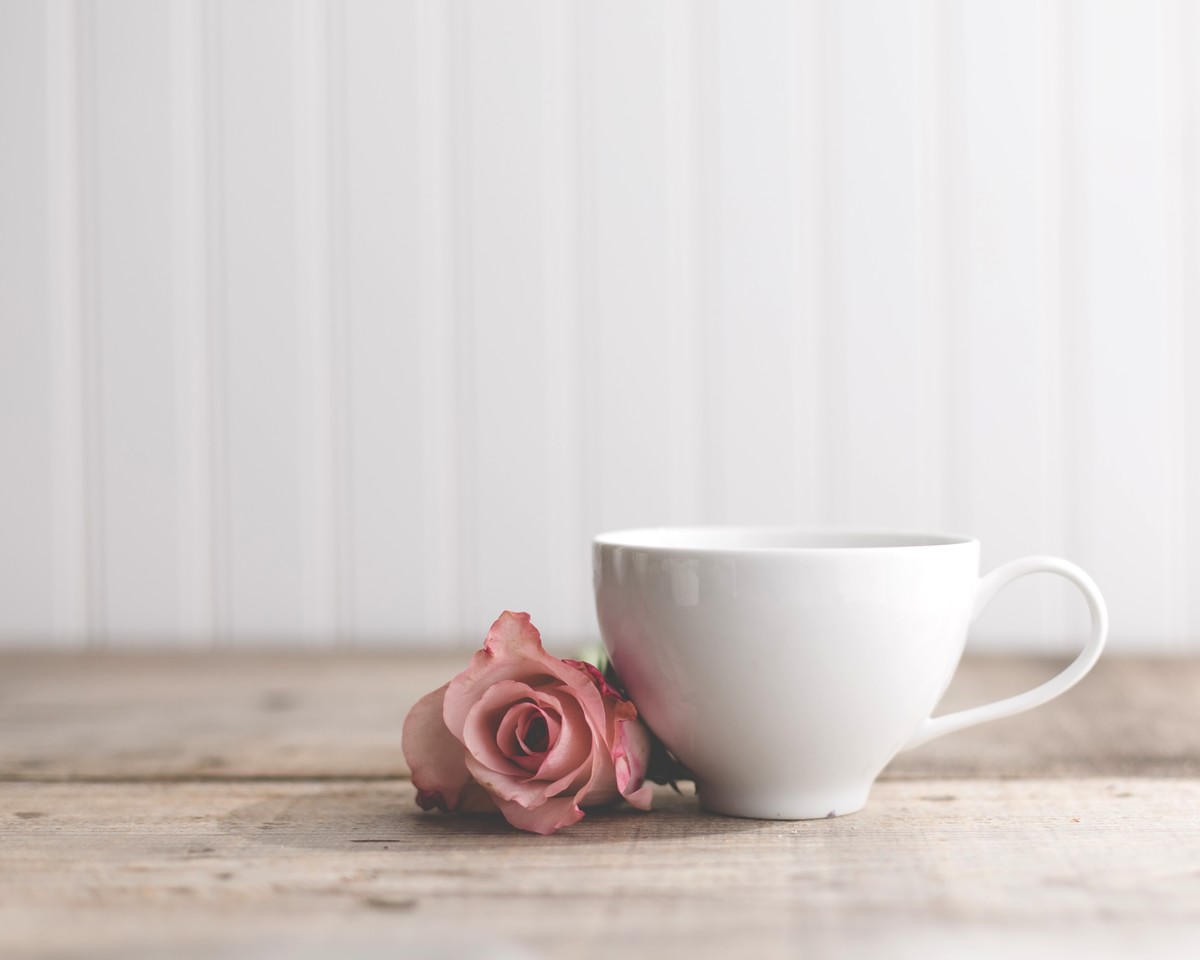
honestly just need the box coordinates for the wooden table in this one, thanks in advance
[3,653,1199,958]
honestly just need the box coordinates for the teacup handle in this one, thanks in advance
[903,556,1108,751]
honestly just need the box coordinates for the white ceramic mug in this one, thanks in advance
[593,528,1107,820]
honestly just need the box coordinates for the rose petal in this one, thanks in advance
[562,659,624,701]
[496,701,555,774]
[401,684,473,812]
[621,781,655,810]
[460,680,543,778]
[444,612,608,745]
[576,737,620,808]
[613,715,653,811]
[572,692,627,808]
[461,686,592,809]
[495,702,531,757]
[572,696,650,810]
[464,743,591,810]
[490,793,585,835]
[481,610,550,661]
[516,707,556,756]
[461,679,596,811]
[528,685,592,784]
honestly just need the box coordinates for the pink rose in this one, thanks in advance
[402,611,654,834]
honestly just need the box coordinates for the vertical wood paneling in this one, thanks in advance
[583,0,698,539]
[326,0,354,644]
[709,0,813,523]
[955,1,1065,647]
[824,0,941,529]
[661,0,705,526]
[1178,0,1200,648]
[0,1,55,644]
[1161,0,1191,649]
[92,0,181,645]
[75,0,105,644]
[1065,3,1094,621]
[540,1,586,641]
[919,0,956,534]
[341,0,429,642]
[293,0,339,642]
[788,0,826,524]
[448,0,475,641]
[1035,0,1072,650]
[2,0,1198,649]
[170,0,213,644]
[414,1,461,641]
[44,0,89,646]
[459,0,559,638]
[1071,0,1175,650]
[216,0,311,644]
[202,0,232,645]
[692,0,720,522]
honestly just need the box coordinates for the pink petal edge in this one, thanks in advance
[491,793,586,835]
[562,659,625,701]
[613,716,653,812]
[401,683,473,812]
[443,613,608,747]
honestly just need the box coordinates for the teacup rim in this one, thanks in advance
[593,526,978,553]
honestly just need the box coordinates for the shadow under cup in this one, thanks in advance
[592,527,1106,821]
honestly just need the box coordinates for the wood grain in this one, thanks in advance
[0,651,448,780]
[3,778,1200,960]
[2,653,1200,958]
[2,654,1198,781]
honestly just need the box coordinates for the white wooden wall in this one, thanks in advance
[1,0,1197,652]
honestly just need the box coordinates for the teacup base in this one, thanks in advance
[697,783,871,821]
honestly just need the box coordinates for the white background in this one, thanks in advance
[1,0,1197,653]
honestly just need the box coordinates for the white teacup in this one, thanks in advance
[593,527,1107,820]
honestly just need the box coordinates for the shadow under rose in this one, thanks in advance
[219,782,773,852]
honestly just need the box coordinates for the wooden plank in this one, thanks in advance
[2,778,1199,959]
[0,652,449,781]
[1,654,1199,782]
